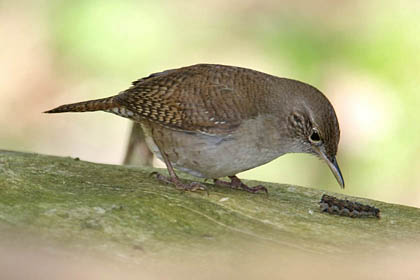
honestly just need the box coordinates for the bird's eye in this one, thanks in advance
[309,129,321,143]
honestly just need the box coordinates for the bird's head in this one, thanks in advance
[283,81,344,188]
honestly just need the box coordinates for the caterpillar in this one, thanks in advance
[319,194,380,219]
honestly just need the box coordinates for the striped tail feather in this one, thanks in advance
[44,97,117,114]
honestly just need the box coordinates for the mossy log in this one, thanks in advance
[1,150,419,262]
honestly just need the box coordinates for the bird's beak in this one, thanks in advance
[313,147,345,188]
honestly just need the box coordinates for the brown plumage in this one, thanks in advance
[45,97,117,113]
[45,64,344,192]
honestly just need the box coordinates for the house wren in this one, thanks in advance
[45,64,344,193]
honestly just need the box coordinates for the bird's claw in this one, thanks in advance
[150,172,208,194]
[240,184,268,194]
[176,181,209,195]
[150,171,172,184]
[214,176,268,194]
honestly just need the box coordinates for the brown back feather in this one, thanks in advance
[115,64,271,134]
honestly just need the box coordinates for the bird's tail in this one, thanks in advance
[44,96,117,114]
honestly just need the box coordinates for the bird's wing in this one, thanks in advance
[115,65,261,135]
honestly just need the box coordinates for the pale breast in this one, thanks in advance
[141,115,286,179]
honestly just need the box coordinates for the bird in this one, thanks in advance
[45,63,344,193]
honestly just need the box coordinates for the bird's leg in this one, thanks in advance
[150,150,207,193]
[213,175,268,194]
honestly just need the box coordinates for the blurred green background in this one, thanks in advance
[1,0,419,206]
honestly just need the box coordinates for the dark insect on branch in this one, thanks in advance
[319,194,380,219]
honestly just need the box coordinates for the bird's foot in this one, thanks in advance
[214,175,268,194]
[150,172,208,194]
